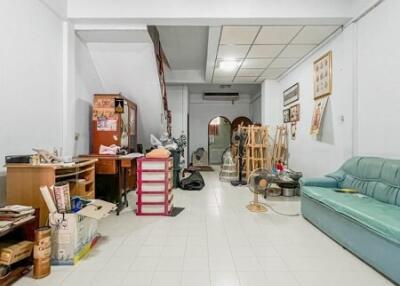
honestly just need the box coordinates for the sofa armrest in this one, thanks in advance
[300,177,338,188]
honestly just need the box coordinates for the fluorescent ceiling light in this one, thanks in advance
[219,60,239,71]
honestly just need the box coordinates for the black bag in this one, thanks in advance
[180,171,205,190]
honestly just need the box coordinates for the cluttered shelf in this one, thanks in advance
[0,205,39,286]
[6,159,97,226]
[0,217,36,239]
[55,167,95,179]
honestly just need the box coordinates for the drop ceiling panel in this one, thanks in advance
[255,26,302,44]
[247,45,285,58]
[218,45,250,59]
[234,77,257,83]
[220,26,260,44]
[280,45,315,58]
[211,25,342,83]
[269,58,299,68]
[241,58,273,68]
[292,26,338,44]
[262,68,287,79]
[237,68,264,77]
[214,67,238,77]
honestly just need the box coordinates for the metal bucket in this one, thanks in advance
[282,188,296,197]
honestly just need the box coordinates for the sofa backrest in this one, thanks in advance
[329,157,400,206]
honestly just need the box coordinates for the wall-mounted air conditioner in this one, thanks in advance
[203,93,239,101]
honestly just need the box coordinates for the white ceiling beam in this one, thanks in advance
[67,0,373,23]
[205,26,221,83]
[165,69,205,84]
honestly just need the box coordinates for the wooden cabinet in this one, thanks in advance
[6,159,96,226]
[92,94,138,154]
[89,94,138,209]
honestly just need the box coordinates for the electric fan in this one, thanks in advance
[247,169,273,212]
[231,130,247,186]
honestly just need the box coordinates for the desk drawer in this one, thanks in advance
[96,159,117,174]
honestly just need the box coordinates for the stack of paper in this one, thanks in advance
[0,205,35,232]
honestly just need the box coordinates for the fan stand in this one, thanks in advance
[231,155,246,186]
[247,192,267,213]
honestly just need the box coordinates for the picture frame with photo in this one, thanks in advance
[290,104,300,122]
[313,51,332,99]
[283,83,299,106]
[291,122,297,140]
[283,108,291,123]
[310,97,329,135]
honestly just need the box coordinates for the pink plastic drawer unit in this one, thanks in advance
[140,192,173,203]
[136,202,173,216]
[140,171,172,181]
[136,157,173,216]
[140,181,173,192]
[137,157,172,172]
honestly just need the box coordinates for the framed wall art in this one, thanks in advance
[283,108,290,123]
[313,51,332,99]
[290,122,297,140]
[283,83,299,106]
[310,97,329,135]
[290,104,300,122]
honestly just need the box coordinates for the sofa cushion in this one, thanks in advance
[327,157,400,206]
[303,186,400,245]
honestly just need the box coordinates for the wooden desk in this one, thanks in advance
[81,154,137,215]
[6,159,97,226]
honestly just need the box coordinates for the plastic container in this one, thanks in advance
[136,157,173,216]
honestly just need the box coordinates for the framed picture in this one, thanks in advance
[283,83,299,106]
[114,98,124,113]
[283,108,290,123]
[310,97,329,135]
[313,51,332,99]
[290,122,297,140]
[290,104,300,122]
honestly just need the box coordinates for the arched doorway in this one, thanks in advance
[208,116,232,164]
[231,116,253,132]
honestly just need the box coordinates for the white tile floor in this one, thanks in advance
[16,170,395,286]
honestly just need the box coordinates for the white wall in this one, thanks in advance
[0,0,64,203]
[356,0,400,157]
[167,85,189,165]
[188,94,251,161]
[39,0,67,18]
[74,36,105,155]
[167,85,189,139]
[262,0,399,177]
[278,27,354,177]
[250,94,262,124]
[87,42,164,149]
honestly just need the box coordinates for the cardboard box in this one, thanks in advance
[0,241,33,265]
[40,187,116,265]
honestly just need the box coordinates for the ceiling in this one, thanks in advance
[188,83,261,97]
[158,26,208,70]
[211,25,340,83]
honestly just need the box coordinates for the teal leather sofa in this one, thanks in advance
[300,157,400,284]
